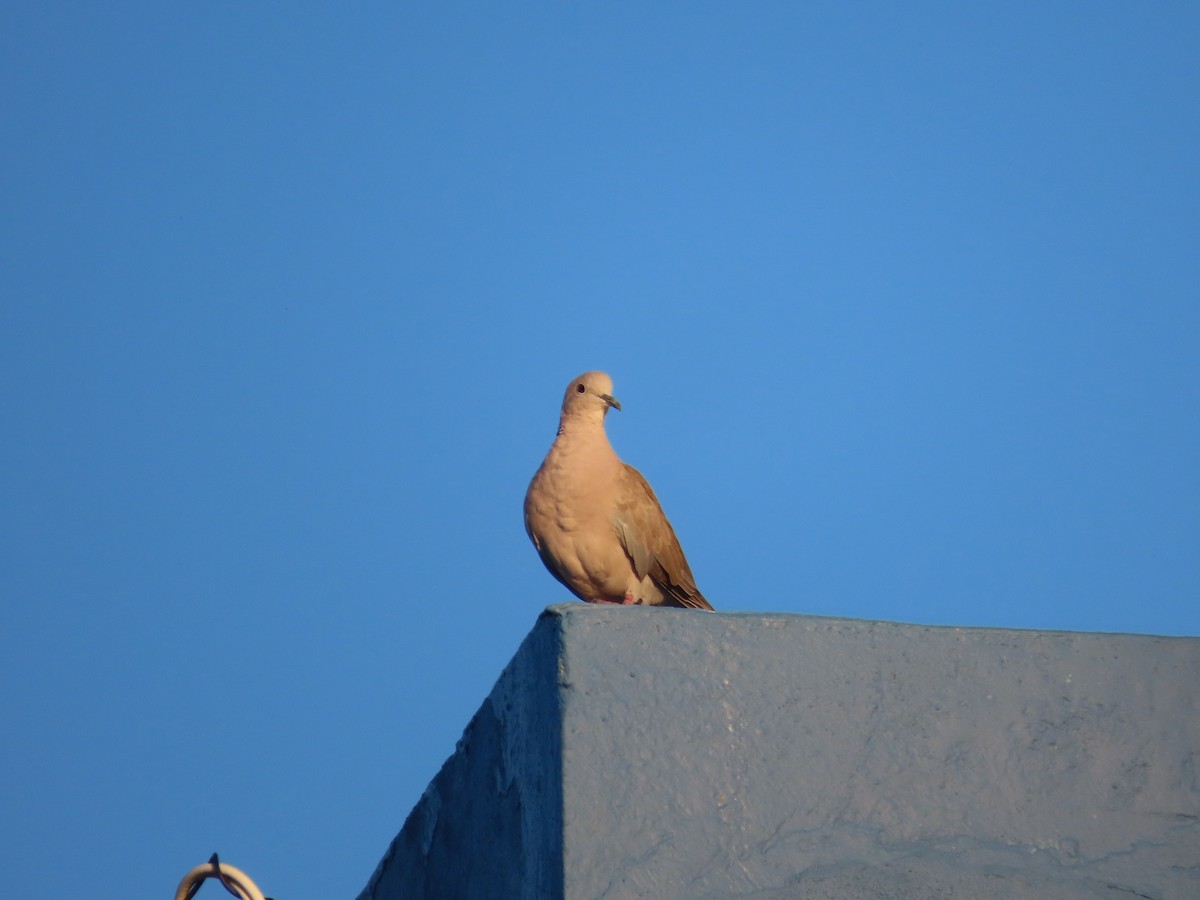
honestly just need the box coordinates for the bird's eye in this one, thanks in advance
[576,383,586,393]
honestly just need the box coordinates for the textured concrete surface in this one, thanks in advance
[357,612,563,900]
[358,604,1200,899]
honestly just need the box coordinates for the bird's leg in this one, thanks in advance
[585,593,642,605]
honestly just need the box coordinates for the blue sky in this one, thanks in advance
[2,3,1197,897]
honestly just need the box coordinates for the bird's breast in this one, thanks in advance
[524,450,631,601]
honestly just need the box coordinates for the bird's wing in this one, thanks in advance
[613,463,713,610]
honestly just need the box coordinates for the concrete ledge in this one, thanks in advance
[358,605,1200,899]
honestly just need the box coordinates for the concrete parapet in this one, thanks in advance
[359,604,1200,899]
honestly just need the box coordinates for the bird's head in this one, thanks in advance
[560,370,621,423]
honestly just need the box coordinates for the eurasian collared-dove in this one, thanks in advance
[524,371,713,610]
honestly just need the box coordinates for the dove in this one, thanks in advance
[524,371,713,610]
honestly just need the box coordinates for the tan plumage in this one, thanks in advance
[524,371,713,610]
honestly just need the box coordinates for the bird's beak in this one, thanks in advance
[602,393,621,411]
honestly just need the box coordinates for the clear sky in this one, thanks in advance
[2,3,1197,898]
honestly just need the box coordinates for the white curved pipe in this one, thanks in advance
[174,858,266,900]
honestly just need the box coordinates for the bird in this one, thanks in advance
[524,371,713,610]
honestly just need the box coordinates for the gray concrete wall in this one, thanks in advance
[358,604,1200,900]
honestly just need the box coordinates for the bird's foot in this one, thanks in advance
[585,593,642,606]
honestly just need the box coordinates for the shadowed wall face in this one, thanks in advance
[361,606,1200,900]
[357,612,564,900]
